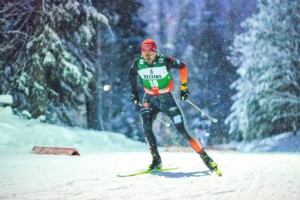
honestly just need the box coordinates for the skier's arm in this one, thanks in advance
[166,56,188,89]
[166,56,189,100]
[179,65,188,90]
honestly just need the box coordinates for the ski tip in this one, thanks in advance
[214,169,222,176]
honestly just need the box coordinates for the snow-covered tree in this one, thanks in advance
[0,0,109,125]
[226,0,300,141]
[137,0,180,55]
[173,0,199,58]
[133,0,257,145]
[93,0,146,140]
[188,0,236,144]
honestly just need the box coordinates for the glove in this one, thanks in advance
[180,83,189,101]
[130,92,139,104]
[181,89,190,101]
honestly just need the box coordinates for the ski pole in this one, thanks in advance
[186,100,218,123]
[138,103,171,127]
[157,118,171,127]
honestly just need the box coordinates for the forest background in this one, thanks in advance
[1,0,299,146]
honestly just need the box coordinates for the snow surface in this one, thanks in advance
[236,132,300,152]
[0,95,13,105]
[0,106,300,200]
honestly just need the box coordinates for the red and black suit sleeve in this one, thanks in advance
[165,56,188,86]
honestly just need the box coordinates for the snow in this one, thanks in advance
[0,107,145,154]
[61,56,82,84]
[236,132,300,152]
[43,51,56,65]
[0,106,300,200]
[0,95,13,105]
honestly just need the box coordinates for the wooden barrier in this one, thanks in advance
[31,146,80,156]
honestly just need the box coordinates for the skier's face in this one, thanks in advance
[142,50,156,64]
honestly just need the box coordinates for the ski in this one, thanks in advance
[213,168,222,176]
[210,162,222,176]
[117,167,179,177]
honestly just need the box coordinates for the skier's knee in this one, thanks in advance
[168,107,183,124]
[173,119,191,140]
[172,114,182,124]
[141,108,152,123]
[140,108,152,133]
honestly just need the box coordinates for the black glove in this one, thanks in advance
[181,89,190,101]
[130,92,139,104]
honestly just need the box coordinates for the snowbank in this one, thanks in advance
[0,107,146,154]
[1,106,299,154]
[236,132,300,152]
[0,95,13,105]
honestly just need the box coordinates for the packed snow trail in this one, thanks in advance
[0,151,299,200]
[0,107,300,199]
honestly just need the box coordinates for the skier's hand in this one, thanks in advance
[130,92,139,104]
[180,83,189,101]
[181,89,190,101]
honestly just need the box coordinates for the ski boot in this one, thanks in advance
[200,150,222,176]
[148,152,162,170]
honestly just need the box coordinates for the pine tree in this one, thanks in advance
[93,0,146,140]
[134,0,257,145]
[0,0,109,125]
[174,0,199,58]
[226,0,300,140]
[192,0,236,144]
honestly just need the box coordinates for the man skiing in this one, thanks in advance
[129,39,220,174]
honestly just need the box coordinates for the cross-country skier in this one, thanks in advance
[129,39,219,172]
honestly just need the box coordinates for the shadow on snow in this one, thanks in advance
[150,170,211,178]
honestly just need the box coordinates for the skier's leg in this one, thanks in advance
[169,107,205,153]
[160,93,219,171]
[167,102,218,170]
[140,97,161,169]
[160,93,204,153]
